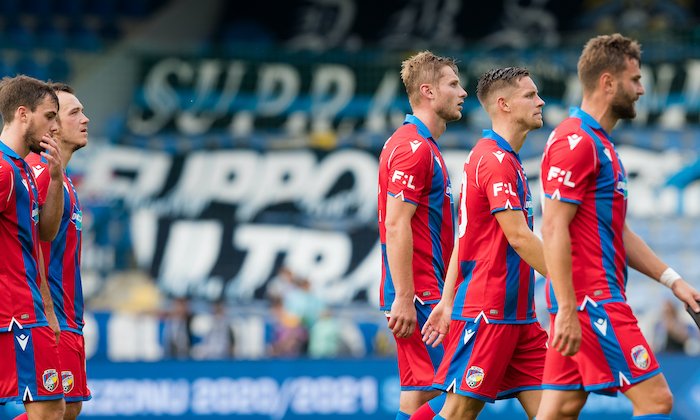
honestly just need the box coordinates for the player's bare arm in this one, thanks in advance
[541,198,580,356]
[38,246,60,343]
[624,223,700,312]
[494,209,547,276]
[422,238,459,347]
[385,196,418,338]
[38,133,64,241]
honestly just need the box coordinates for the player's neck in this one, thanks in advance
[0,127,29,158]
[61,145,74,166]
[412,110,446,140]
[490,120,526,153]
[580,97,618,133]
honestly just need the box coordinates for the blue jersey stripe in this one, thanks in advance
[73,232,85,330]
[49,224,68,328]
[445,319,481,388]
[504,245,521,319]
[14,327,39,399]
[8,157,45,324]
[585,304,633,382]
[416,303,443,369]
[583,125,624,302]
[428,155,447,292]
[453,261,476,319]
[380,243,395,311]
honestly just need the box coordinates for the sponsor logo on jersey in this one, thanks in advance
[391,170,416,190]
[631,345,650,370]
[492,151,506,163]
[567,134,582,150]
[16,333,29,351]
[71,204,83,231]
[32,165,45,178]
[43,369,59,392]
[409,140,422,153]
[546,166,576,187]
[31,201,39,225]
[465,366,485,389]
[492,182,516,197]
[615,171,628,198]
[62,371,75,393]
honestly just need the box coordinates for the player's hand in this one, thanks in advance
[552,308,581,356]
[421,299,451,347]
[671,279,700,312]
[47,310,60,344]
[388,296,416,339]
[40,134,63,180]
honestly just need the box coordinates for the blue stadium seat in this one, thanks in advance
[14,54,48,81]
[46,55,71,82]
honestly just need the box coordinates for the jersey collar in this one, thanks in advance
[0,140,21,159]
[570,107,611,137]
[404,114,434,141]
[482,129,521,161]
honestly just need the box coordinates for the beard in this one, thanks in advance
[611,90,637,120]
[436,102,462,123]
[25,122,44,154]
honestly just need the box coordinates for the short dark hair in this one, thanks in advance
[0,75,58,124]
[578,33,642,93]
[48,82,75,94]
[476,67,530,108]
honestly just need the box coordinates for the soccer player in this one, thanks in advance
[26,83,91,420]
[420,67,548,419]
[537,33,700,420]
[377,50,467,419]
[0,75,65,419]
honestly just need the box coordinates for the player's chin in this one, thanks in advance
[449,110,463,122]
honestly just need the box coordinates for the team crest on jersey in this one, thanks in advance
[615,171,628,198]
[62,371,75,393]
[71,204,83,231]
[631,345,650,370]
[42,369,59,392]
[465,366,485,389]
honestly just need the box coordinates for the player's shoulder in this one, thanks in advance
[551,117,594,143]
[545,117,595,154]
[382,125,433,159]
[24,153,45,167]
[24,153,49,181]
[470,138,511,166]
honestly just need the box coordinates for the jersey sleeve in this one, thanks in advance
[0,163,12,213]
[540,131,597,204]
[478,152,523,214]
[385,139,432,205]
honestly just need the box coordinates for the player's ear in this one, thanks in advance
[16,105,28,122]
[419,83,434,100]
[497,97,510,112]
[600,72,615,94]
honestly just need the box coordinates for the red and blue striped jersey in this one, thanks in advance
[540,107,628,313]
[26,154,85,333]
[378,115,454,311]
[0,141,48,329]
[452,130,537,323]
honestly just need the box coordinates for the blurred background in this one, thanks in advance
[1,0,700,418]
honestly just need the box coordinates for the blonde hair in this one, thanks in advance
[401,51,459,107]
[578,33,642,93]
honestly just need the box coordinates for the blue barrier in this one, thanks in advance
[3,355,697,419]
